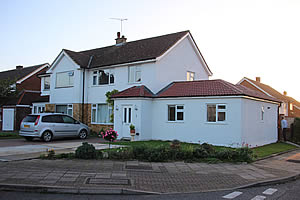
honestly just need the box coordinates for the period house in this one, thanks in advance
[0,63,49,131]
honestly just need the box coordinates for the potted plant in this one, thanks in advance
[130,124,135,136]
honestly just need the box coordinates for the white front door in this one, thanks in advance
[122,106,133,138]
[3,108,14,131]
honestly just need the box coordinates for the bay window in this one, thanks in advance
[44,76,50,90]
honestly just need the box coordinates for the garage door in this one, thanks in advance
[3,108,14,131]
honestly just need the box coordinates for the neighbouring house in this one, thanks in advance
[0,63,49,131]
[112,79,281,147]
[41,30,212,132]
[237,77,300,121]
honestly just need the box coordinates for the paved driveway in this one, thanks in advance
[0,137,111,161]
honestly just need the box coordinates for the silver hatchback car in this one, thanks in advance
[19,113,89,142]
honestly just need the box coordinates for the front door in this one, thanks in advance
[122,106,133,138]
[3,108,14,131]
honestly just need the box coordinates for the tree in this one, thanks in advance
[0,78,18,105]
[105,89,119,123]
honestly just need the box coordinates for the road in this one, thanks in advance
[1,179,300,200]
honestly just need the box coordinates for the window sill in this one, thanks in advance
[128,82,142,85]
[166,121,184,123]
[205,122,228,125]
[91,122,113,125]
[55,86,74,89]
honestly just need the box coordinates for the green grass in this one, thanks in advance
[0,132,22,139]
[252,142,298,159]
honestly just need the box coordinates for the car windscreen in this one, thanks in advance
[23,115,38,123]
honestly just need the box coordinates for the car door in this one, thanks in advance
[61,115,80,136]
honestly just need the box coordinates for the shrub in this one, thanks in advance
[201,143,215,155]
[235,147,254,162]
[170,139,181,150]
[215,149,236,160]
[193,146,209,159]
[75,142,96,159]
[47,149,55,159]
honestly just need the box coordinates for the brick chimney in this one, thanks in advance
[255,77,261,82]
[16,65,23,70]
[115,32,127,45]
[283,91,287,96]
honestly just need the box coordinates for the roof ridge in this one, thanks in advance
[77,30,190,55]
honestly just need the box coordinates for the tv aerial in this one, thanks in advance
[110,18,128,35]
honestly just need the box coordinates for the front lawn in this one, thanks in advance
[252,142,298,159]
[0,132,21,139]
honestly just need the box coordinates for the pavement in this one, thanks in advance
[0,143,299,194]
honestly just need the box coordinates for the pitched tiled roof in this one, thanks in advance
[112,86,154,98]
[63,31,190,68]
[3,91,48,106]
[240,77,299,104]
[113,80,281,103]
[0,63,48,81]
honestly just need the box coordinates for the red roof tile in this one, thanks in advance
[113,80,281,103]
[112,85,154,98]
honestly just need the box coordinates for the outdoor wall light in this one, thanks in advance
[135,105,138,110]
[115,105,119,111]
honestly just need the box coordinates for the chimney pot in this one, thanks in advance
[256,77,261,82]
[117,32,120,38]
[16,65,23,70]
[283,91,287,96]
[115,33,127,45]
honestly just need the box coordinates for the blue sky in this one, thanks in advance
[0,0,299,100]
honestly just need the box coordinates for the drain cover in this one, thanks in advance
[86,178,131,185]
[125,165,153,170]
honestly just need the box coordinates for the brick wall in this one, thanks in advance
[16,68,47,91]
[15,107,31,130]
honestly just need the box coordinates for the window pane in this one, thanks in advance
[128,108,131,123]
[56,71,74,87]
[168,106,175,121]
[110,73,114,84]
[99,70,109,85]
[207,105,216,122]
[97,104,108,123]
[93,75,97,85]
[218,105,226,109]
[177,111,184,120]
[44,76,50,90]
[92,108,96,123]
[218,112,226,121]
[56,105,67,114]
[177,105,184,110]
[67,108,72,116]
[136,70,141,82]
[124,108,127,123]
[128,67,135,83]
[62,116,75,124]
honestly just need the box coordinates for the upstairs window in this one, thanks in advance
[168,105,184,122]
[128,66,141,83]
[290,103,293,111]
[207,104,226,122]
[44,76,50,90]
[187,71,195,81]
[56,71,74,88]
[92,69,114,85]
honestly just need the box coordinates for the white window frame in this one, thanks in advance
[167,105,184,122]
[187,71,195,81]
[92,69,114,86]
[91,103,113,124]
[206,104,227,123]
[56,71,74,88]
[128,66,141,83]
[55,104,73,116]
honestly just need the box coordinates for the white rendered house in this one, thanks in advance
[40,30,212,131]
[113,80,280,147]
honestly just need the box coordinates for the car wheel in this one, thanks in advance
[42,131,53,142]
[79,129,87,139]
[24,136,34,141]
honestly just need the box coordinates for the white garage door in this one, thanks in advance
[2,108,14,131]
